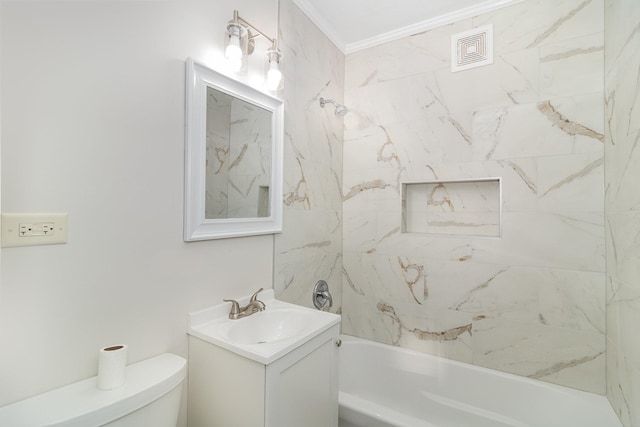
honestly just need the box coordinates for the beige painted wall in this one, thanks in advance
[0,3,278,423]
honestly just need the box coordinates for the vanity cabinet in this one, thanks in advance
[188,324,340,427]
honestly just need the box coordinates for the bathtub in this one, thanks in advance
[338,335,621,427]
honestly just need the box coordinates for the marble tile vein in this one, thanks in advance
[537,100,604,142]
[428,183,454,211]
[499,54,536,105]
[541,46,604,62]
[228,143,248,170]
[526,0,591,48]
[538,313,548,325]
[424,82,450,115]
[613,132,640,201]
[541,157,603,197]
[577,304,604,334]
[501,160,538,194]
[410,323,473,342]
[229,175,257,197]
[605,92,616,146]
[381,226,400,242]
[483,110,509,160]
[445,117,472,145]
[608,20,640,75]
[314,253,342,282]
[529,350,603,379]
[282,240,331,254]
[361,71,377,88]
[332,169,343,202]
[343,267,366,296]
[557,213,603,236]
[376,302,472,344]
[283,158,311,208]
[230,117,249,126]
[453,268,510,311]
[617,384,632,423]
[378,126,402,167]
[377,302,403,343]
[286,130,305,159]
[606,217,618,268]
[426,165,439,179]
[282,275,294,292]
[397,257,425,304]
[343,179,394,201]
[212,146,229,174]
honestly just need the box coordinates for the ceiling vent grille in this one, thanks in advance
[451,24,493,72]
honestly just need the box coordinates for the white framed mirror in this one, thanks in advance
[184,58,284,241]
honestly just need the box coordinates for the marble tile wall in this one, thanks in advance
[604,0,640,424]
[227,99,273,218]
[205,88,231,218]
[342,0,605,394]
[205,93,272,219]
[273,0,344,312]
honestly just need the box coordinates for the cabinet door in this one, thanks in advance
[188,337,266,427]
[266,327,339,427]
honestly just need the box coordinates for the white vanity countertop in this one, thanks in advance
[188,289,341,365]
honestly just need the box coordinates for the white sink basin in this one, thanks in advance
[188,289,341,364]
[224,308,316,345]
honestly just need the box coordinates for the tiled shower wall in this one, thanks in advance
[342,0,605,393]
[273,0,344,311]
[205,94,272,219]
[605,0,640,424]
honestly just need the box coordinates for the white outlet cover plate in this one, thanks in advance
[1,213,68,247]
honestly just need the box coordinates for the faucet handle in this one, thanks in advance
[250,288,264,302]
[313,280,333,309]
[223,299,240,315]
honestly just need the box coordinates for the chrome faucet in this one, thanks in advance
[223,288,266,320]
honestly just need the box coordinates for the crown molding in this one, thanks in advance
[292,0,347,53]
[293,0,525,55]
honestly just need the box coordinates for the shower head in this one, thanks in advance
[319,97,348,117]
[334,104,348,117]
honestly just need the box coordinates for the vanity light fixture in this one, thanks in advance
[224,9,283,91]
[224,21,244,72]
[265,44,282,91]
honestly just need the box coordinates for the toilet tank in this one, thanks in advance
[0,353,187,427]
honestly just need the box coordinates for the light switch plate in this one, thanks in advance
[1,213,68,247]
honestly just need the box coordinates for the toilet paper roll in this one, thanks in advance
[97,344,128,390]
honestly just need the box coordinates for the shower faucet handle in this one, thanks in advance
[313,280,333,309]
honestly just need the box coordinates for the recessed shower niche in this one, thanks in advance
[401,178,502,238]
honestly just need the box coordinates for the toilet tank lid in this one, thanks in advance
[0,353,186,427]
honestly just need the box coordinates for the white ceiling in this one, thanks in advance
[292,0,524,53]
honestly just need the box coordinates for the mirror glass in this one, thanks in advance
[205,87,272,219]
[184,58,283,241]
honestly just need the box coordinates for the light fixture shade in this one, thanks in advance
[264,45,283,91]
[225,22,246,72]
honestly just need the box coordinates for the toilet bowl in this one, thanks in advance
[0,353,186,427]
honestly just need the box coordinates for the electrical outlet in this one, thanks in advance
[20,222,55,237]
[1,213,68,247]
